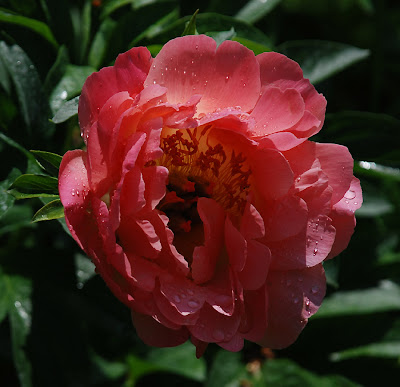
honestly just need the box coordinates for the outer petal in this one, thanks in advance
[313,143,355,207]
[327,177,362,259]
[145,35,261,115]
[250,87,305,137]
[79,47,152,140]
[259,264,326,349]
[131,311,189,347]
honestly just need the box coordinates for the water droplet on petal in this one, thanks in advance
[195,45,199,50]
[173,295,181,303]
[311,285,319,294]
[187,289,194,295]
[344,189,356,200]
[14,301,21,308]
[188,299,200,308]
[293,297,299,304]
[212,329,225,341]
[313,248,318,256]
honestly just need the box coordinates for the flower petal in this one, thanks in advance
[145,35,261,115]
[259,264,326,349]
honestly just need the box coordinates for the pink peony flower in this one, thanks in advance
[59,35,362,355]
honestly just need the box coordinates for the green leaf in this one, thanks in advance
[130,8,179,47]
[32,199,64,222]
[278,40,370,84]
[49,65,95,114]
[355,192,394,217]
[206,351,247,387]
[100,0,134,19]
[0,132,41,174]
[43,45,70,96]
[0,268,33,387]
[0,204,34,236]
[262,358,360,387]
[331,341,400,362]
[323,112,400,163]
[181,9,199,36]
[0,50,11,93]
[0,42,54,137]
[147,341,206,382]
[233,36,271,55]
[9,174,59,197]
[0,7,58,49]
[88,18,117,69]
[90,350,127,380]
[235,0,282,24]
[0,168,20,219]
[207,28,236,46]
[30,150,63,170]
[314,280,400,319]
[75,254,96,289]
[355,161,400,183]
[51,96,79,124]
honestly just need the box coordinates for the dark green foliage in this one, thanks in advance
[0,0,399,386]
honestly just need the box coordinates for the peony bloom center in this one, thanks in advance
[155,125,252,259]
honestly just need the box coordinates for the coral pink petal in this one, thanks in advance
[239,241,271,290]
[79,47,152,138]
[240,286,268,342]
[192,198,225,284]
[315,143,355,205]
[250,87,304,137]
[218,334,244,352]
[159,276,205,317]
[257,52,303,85]
[145,35,261,115]
[131,311,189,347]
[120,166,146,216]
[251,148,294,200]
[259,264,326,349]
[59,150,90,210]
[269,214,335,271]
[225,217,247,272]
[118,216,161,259]
[191,337,208,358]
[327,178,362,259]
[240,202,265,240]
[262,195,308,242]
[189,304,241,345]
[260,131,308,152]
[141,166,169,211]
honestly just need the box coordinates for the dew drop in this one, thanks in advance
[293,297,299,304]
[311,285,319,294]
[60,90,68,100]
[305,299,310,308]
[14,301,21,308]
[212,329,225,341]
[243,82,246,87]
[183,70,187,75]
[16,60,21,66]
[187,289,194,295]
[173,295,181,303]
[313,248,318,256]
[195,45,199,50]
[188,299,200,308]
[225,75,229,81]
[344,189,356,200]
